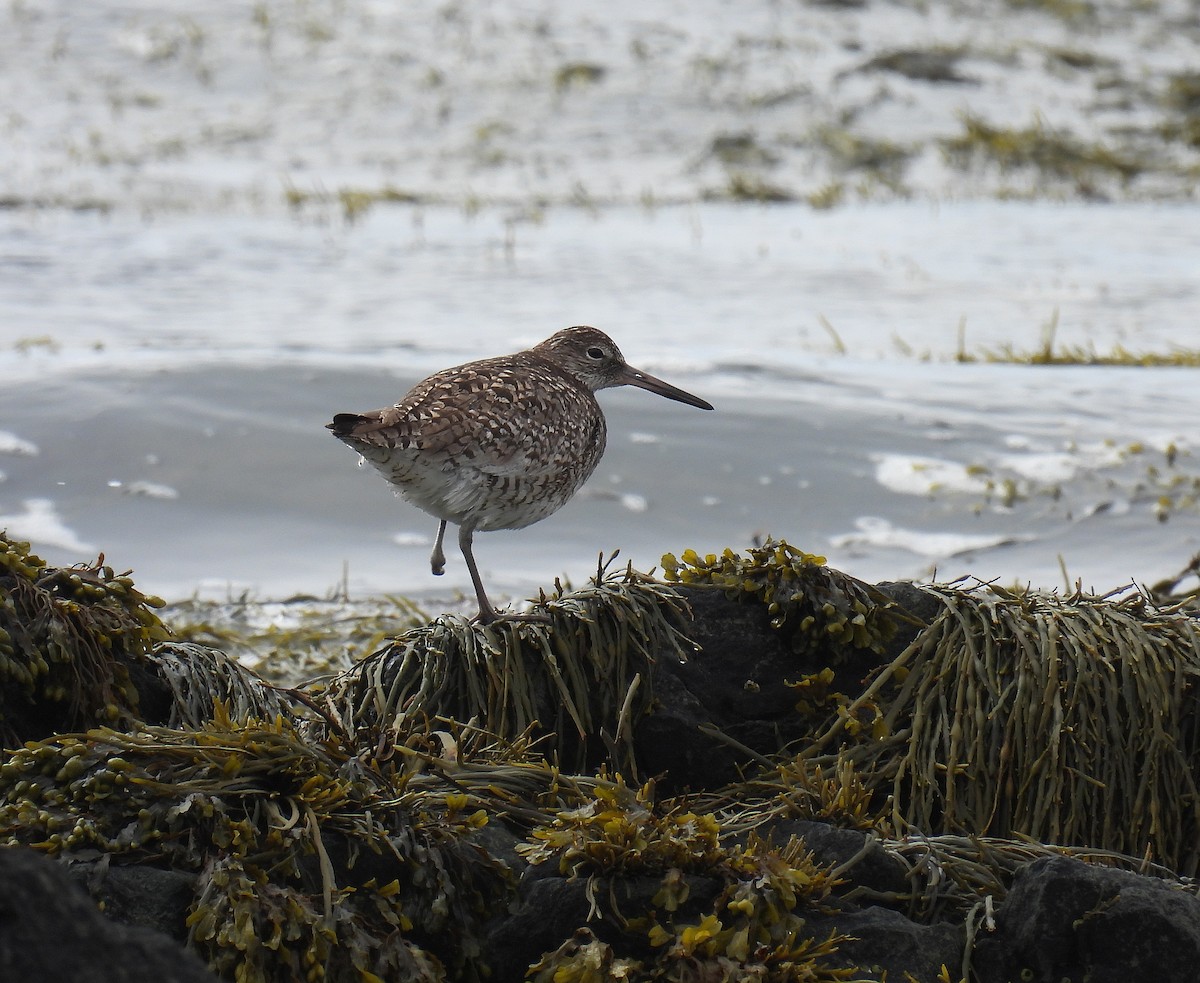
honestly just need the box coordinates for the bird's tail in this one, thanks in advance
[327,413,370,436]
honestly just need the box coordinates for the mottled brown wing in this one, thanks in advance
[328,352,604,477]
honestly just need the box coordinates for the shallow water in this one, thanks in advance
[4,201,1198,376]
[4,0,1200,607]
[1,202,1198,603]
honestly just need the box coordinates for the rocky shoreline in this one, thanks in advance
[3,534,1200,982]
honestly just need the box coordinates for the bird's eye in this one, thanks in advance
[586,346,606,360]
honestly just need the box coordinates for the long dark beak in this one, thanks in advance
[620,365,714,410]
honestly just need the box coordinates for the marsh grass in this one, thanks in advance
[956,311,1200,366]
[941,113,1143,188]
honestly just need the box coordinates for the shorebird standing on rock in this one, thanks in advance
[327,326,713,623]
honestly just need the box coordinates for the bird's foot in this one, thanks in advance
[430,521,447,575]
[472,605,552,626]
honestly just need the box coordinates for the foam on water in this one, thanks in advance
[873,454,991,497]
[0,499,96,555]
[1,203,1198,388]
[0,432,39,456]
[830,517,1029,559]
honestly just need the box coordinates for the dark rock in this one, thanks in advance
[638,583,932,793]
[486,875,590,979]
[484,870,723,980]
[485,875,595,980]
[468,818,529,879]
[0,846,219,983]
[757,819,912,902]
[875,581,944,642]
[973,855,1200,983]
[66,855,198,943]
[804,906,964,981]
[639,587,824,791]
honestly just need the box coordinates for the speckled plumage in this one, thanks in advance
[328,326,712,622]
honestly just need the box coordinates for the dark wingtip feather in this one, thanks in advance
[327,413,369,436]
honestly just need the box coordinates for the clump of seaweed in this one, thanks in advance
[13,533,1200,978]
[0,532,169,745]
[711,173,797,203]
[554,62,607,92]
[319,561,697,775]
[519,777,724,878]
[870,832,1200,925]
[695,768,1200,931]
[149,640,295,730]
[662,540,908,658]
[1149,552,1200,611]
[1160,71,1200,149]
[797,580,1200,875]
[520,780,866,982]
[283,183,425,223]
[0,704,511,981]
[702,755,893,840]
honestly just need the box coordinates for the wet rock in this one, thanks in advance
[760,819,912,901]
[638,582,931,793]
[66,855,198,942]
[805,906,964,981]
[484,870,723,981]
[972,855,1200,983]
[0,846,219,983]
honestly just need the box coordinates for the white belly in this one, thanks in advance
[358,447,592,531]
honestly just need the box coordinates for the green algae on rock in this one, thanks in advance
[662,540,911,657]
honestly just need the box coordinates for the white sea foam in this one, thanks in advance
[120,481,181,500]
[392,531,433,547]
[873,454,990,497]
[831,517,1024,558]
[0,498,95,554]
[994,453,1080,484]
[0,431,38,456]
[619,493,648,514]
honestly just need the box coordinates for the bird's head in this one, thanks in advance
[534,326,713,410]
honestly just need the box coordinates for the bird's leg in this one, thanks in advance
[458,524,502,623]
[430,520,448,576]
[458,525,550,624]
